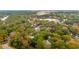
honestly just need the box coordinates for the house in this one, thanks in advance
[39,18,61,24]
[43,40,51,48]
[0,16,9,21]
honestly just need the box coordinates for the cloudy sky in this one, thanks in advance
[0,0,79,10]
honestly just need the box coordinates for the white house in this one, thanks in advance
[1,16,9,21]
[61,19,68,23]
[39,18,61,23]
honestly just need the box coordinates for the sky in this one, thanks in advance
[0,0,79,10]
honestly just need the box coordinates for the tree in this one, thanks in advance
[66,39,79,49]
[34,30,49,48]
[61,26,70,35]
[71,25,79,35]
[36,37,44,48]
[9,31,31,49]
[0,45,3,49]
[62,35,72,42]
[50,33,65,48]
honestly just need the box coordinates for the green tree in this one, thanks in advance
[50,33,65,48]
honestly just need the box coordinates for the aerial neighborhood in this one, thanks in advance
[0,10,79,49]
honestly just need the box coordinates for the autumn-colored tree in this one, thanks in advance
[71,25,79,35]
[62,35,72,42]
[66,39,79,49]
[50,33,65,48]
